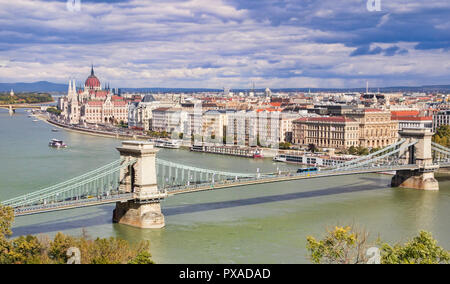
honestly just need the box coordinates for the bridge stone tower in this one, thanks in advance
[391,128,439,191]
[113,141,166,229]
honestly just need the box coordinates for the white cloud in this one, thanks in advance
[0,0,448,88]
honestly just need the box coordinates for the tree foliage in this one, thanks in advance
[306,226,370,264]
[0,205,14,239]
[46,107,61,115]
[279,142,291,150]
[381,231,449,264]
[307,226,450,264]
[0,93,53,104]
[433,125,450,148]
[0,204,154,264]
[308,143,318,153]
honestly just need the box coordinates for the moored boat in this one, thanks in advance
[49,139,67,148]
[253,150,263,158]
[154,139,181,149]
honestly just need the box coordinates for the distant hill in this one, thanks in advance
[0,81,67,93]
[1,81,449,94]
[121,85,450,94]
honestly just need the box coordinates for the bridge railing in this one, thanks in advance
[14,193,134,216]
[332,139,417,171]
[1,159,123,206]
[2,159,137,209]
[156,158,258,178]
[331,139,406,170]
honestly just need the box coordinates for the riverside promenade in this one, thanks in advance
[46,118,150,141]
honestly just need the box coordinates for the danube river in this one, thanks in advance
[1,109,450,263]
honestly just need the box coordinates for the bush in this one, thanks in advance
[0,204,154,264]
[306,225,450,264]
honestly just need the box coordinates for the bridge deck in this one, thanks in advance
[167,165,419,196]
[10,164,424,216]
[14,194,133,217]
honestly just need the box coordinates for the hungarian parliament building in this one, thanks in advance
[59,66,128,125]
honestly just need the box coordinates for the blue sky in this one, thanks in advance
[0,0,449,88]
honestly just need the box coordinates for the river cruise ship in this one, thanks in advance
[154,139,181,149]
[273,152,356,167]
[191,144,263,159]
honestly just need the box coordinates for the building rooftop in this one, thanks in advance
[294,116,356,123]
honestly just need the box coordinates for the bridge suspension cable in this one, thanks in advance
[332,139,407,170]
[156,158,259,178]
[155,158,261,190]
[2,159,136,209]
[431,142,450,155]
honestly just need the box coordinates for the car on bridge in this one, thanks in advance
[297,167,319,174]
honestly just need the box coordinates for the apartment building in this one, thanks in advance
[433,110,450,132]
[292,116,360,149]
[346,109,398,148]
[151,107,187,133]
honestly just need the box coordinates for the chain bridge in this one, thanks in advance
[0,104,46,115]
[2,128,450,229]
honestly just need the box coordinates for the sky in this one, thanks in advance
[0,0,449,89]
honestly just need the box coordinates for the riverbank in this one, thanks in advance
[46,119,149,141]
[43,117,280,158]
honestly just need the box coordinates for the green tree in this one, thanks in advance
[128,250,154,264]
[348,146,357,155]
[381,231,449,264]
[307,226,450,264]
[308,144,318,153]
[48,232,75,263]
[279,142,292,150]
[0,205,14,239]
[0,204,154,264]
[356,146,369,156]
[46,107,62,115]
[433,125,450,147]
[306,226,370,264]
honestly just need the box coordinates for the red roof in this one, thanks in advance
[85,75,100,88]
[390,110,420,116]
[87,101,103,107]
[113,101,127,106]
[256,108,281,112]
[363,108,382,112]
[391,116,432,121]
[95,91,108,98]
[153,107,171,112]
[294,116,356,123]
[111,95,123,101]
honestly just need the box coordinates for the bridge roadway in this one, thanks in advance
[167,164,421,196]
[13,164,422,216]
[0,104,49,110]
[14,193,134,217]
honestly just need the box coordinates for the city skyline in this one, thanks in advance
[0,0,449,88]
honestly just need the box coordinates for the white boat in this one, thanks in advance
[49,139,67,148]
[273,155,287,162]
[273,153,355,167]
[154,139,181,149]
